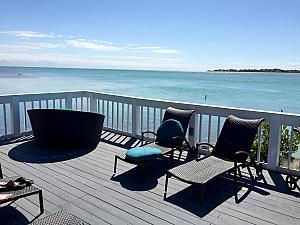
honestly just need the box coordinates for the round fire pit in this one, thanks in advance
[28,109,105,149]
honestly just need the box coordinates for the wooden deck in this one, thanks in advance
[0,131,300,225]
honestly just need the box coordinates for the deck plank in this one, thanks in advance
[0,133,300,225]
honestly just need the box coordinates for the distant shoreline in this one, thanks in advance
[209,69,300,73]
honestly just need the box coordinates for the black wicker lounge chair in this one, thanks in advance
[31,210,90,225]
[164,115,264,203]
[113,107,195,176]
[0,162,44,214]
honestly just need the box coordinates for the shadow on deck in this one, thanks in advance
[0,131,300,225]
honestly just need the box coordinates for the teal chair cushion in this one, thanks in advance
[126,147,162,161]
[156,119,184,148]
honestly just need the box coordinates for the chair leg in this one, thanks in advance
[246,165,254,179]
[237,166,242,177]
[39,190,44,214]
[250,157,262,177]
[171,151,174,167]
[234,162,237,189]
[114,156,118,174]
[178,148,183,161]
[0,163,3,179]
[164,172,170,199]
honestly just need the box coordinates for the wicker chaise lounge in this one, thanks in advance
[164,115,264,203]
[114,107,195,176]
[0,162,44,214]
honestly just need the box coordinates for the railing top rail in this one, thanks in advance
[1,90,300,124]
[87,90,300,120]
[0,90,86,98]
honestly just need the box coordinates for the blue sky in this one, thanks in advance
[0,0,299,71]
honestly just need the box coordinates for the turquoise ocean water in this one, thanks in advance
[1,66,300,114]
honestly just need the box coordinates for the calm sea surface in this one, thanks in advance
[1,66,300,114]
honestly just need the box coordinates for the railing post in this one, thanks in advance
[65,93,73,109]
[10,96,20,137]
[188,112,198,147]
[131,99,140,138]
[267,115,281,171]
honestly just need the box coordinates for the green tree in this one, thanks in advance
[251,123,300,162]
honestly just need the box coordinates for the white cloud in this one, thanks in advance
[0,42,64,51]
[0,30,181,54]
[119,55,179,62]
[287,62,300,66]
[131,46,161,50]
[0,52,187,71]
[127,45,180,54]
[151,49,179,54]
[0,30,59,38]
[66,39,122,51]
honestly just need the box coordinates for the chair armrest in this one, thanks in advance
[196,142,214,159]
[141,131,157,146]
[171,136,185,141]
[234,150,250,163]
[235,150,250,156]
[196,142,215,149]
[142,131,157,136]
[170,136,186,150]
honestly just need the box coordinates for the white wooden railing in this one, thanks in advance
[1,90,300,175]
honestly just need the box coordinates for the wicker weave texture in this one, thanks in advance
[213,115,264,161]
[31,210,89,225]
[169,156,234,184]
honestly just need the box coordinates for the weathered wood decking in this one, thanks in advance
[0,131,300,225]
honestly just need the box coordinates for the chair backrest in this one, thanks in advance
[161,107,195,135]
[155,107,195,146]
[212,115,264,162]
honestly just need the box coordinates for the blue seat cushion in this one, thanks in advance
[156,119,185,148]
[126,147,162,161]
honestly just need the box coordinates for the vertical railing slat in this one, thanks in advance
[287,127,294,169]
[98,99,100,113]
[3,104,7,135]
[127,104,130,132]
[141,106,144,134]
[117,102,119,130]
[106,101,109,127]
[208,115,212,143]
[160,108,163,124]
[147,107,149,135]
[153,108,156,132]
[24,102,27,130]
[112,102,115,129]
[198,114,202,142]
[217,116,221,138]
[257,123,263,163]
[121,103,124,132]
